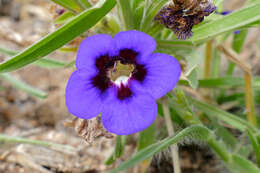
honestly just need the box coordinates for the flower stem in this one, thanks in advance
[162,99,181,173]
[204,40,213,79]
[244,72,257,127]
[217,44,257,127]
[0,134,76,153]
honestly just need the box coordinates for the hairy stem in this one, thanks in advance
[162,99,181,173]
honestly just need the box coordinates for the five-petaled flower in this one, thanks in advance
[66,30,181,135]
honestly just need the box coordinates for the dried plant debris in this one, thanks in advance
[155,0,216,39]
[64,117,114,143]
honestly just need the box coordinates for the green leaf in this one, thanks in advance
[117,0,134,30]
[211,47,221,78]
[140,0,167,32]
[179,77,260,88]
[115,135,126,158]
[186,68,198,89]
[213,0,224,7]
[137,122,156,151]
[248,130,260,167]
[0,0,116,73]
[188,96,257,132]
[132,0,145,29]
[232,29,248,53]
[51,0,84,13]
[105,135,126,165]
[0,46,68,69]
[191,3,260,43]
[54,11,75,24]
[185,50,204,75]
[226,29,248,76]
[231,154,260,173]
[78,0,92,8]
[156,39,195,57]
[0,73,47,98]
[109,125,210,173]
[34,58,67,68]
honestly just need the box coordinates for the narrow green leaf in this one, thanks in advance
[156,39,195,57]
[34,58,67,68]
[211,47,221,78]
[0,73,47,98]
[105,135,126,165]
[115,135,126,158]
[226,29,248,76]
[248,130,260,167]
[186,68,198,89]
[110,125,210,173]
[213,0,224,7]
[231,154,260,173]
[0,46,68,69]
[188,97,257,132]
[140,0,167,32]
[137,122,156,151]
[209,116,238,151]
[132,0,145,29]
[0,134,75,152]
[191,3,260,42]
[54,11,75,24]
[117,0,134,30]
[179,77,260,88]
[232,29,248,53]
[51,0,84,13]
[0,0,116,73]
[105,154,115,165]
[78,0,92,8]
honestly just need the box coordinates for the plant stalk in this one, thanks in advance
[217,44,257,127]
[244,72,257,127]
[204,40,213,79]
[162,99,181,173]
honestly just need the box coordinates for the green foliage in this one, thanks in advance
[191,3,260,43]
[1,0,260,172]
[110,125,211,173]
[0,74,47,98]
[0,0,116,73]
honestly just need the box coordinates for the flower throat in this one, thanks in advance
[108,61,135,85]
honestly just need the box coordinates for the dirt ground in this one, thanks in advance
[0,0,259,172]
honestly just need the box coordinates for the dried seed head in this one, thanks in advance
[155,0,216,39]
[64,117,114,143]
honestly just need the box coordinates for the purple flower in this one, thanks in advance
[65,30,181,135]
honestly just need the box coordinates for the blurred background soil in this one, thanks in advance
[0,0,259,172]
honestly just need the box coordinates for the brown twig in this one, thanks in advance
[162,98,181,173]
[217,44,257,127]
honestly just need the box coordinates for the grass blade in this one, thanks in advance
[0,0,116,73]
[0,73,47,98]
[110,125,210,173]
[188,97,257,132]
[191,3,260,43]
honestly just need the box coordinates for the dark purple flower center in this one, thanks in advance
[92,49,147,100]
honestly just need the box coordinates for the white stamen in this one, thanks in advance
[114,76,129,86]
